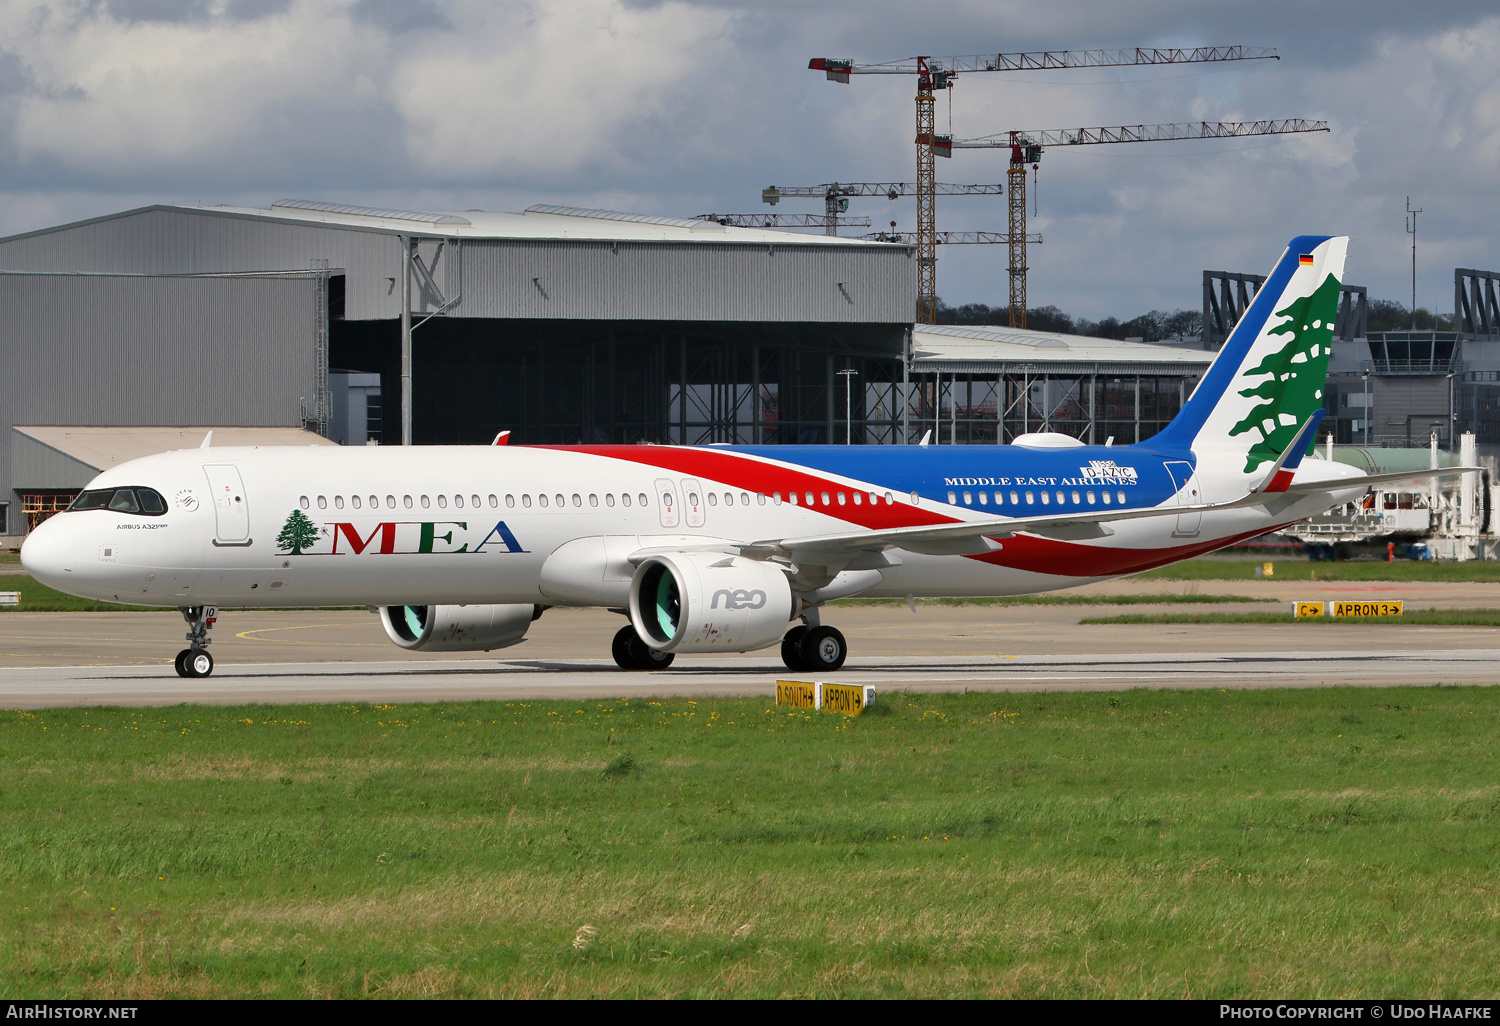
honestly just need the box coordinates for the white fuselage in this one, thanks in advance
[21,443,1364,610]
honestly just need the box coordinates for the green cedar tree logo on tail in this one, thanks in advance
[1227,272,1342,473]
[277,508,320,555]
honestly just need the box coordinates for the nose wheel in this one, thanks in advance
[175,605,218,677]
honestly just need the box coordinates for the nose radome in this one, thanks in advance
[20,517,74,589]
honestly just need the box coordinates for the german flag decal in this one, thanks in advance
[1299,253,1314,265]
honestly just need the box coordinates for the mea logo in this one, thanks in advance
[712,588,767,611]
[276,512,527,555]
[1080,460,1138,484]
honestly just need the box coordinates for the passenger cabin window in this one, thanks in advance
[619,493,630,507]
[538,494,548,508]
[421,495,430,509]
[473,495,482,508]
[707,493,718,506]
[604,494,614,507]
[489,495,498,508]
[522,495,531,508]
[506,494,516,508]
[638,493,648,507]
[589,494,598,507]
[318,496,328,509]
[387,495,396,508]
[403,495,413,508]
[572,494,581,507]
[299,496,310,509]
[334,496,345,509]
[453,495,463,508]
[438,495,448,509]
[351,495,362,509]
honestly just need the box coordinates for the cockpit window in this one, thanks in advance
[67,487,168,517]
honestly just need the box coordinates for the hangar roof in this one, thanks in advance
[86,199,896,248]
[911,324,1214,375]
[14,426,336,474]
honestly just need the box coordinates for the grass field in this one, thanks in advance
[0,576,147,613]
[1083,609,1500,626]
[1136,559,1500,582]
[835,593,1276,607]
[2,687,1497,999]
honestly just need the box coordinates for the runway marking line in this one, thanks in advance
[235,624,384,646]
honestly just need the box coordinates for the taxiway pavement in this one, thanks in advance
[1,579,1497,707]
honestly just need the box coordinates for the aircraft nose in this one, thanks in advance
[20,516,76,588]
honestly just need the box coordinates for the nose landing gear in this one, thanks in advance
[175,605,217,678]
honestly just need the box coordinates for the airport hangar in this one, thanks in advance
[0,199,1211,540]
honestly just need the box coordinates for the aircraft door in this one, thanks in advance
[203,464,252,545]
[654,478,679,528]
[1163,461,1201,537]
[680,478,705,527]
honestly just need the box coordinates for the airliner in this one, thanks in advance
[22,235,1440,678]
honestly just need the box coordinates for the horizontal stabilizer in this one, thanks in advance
[1284,466,1482,494]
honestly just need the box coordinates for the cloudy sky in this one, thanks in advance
[1,0,1495,319]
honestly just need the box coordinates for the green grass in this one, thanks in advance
[835,593,1275,607]
[2,688,1498,998]
[0,576,360,613]
[0,576,147,612]
[1135,559,1500,582]
[1082,609,1500,626]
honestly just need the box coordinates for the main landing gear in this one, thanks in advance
[606,614,846,672]
[175,605,217,678]
[611,624,676,671]
[780,607,847,673]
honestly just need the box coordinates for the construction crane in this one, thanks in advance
[694,213,873,230]
[760,182,1003,237]
[861,230,1041,246]
[940,119,1330,327]
[808,46,1279,323]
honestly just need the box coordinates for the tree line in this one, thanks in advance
[936,298,1455,340]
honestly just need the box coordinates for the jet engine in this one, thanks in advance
[379,603,542,652]
[628,552,793,653]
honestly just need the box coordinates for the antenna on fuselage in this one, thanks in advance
[200,431,213,448]
[918,430,932,447]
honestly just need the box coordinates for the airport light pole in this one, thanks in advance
[837,367,859,444]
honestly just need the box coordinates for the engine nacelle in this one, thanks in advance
[379,603,541,652]
[628,552,793,653]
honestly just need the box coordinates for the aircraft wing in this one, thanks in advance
[751,495,1255,560]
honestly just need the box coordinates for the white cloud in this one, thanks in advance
[388,0,735,179]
